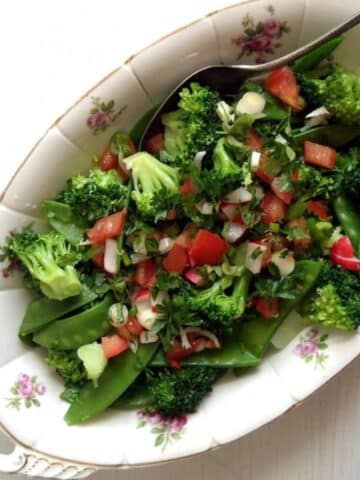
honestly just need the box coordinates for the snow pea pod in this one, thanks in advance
[19,286,98,337]
[129,106,158,146]
[112,383,154,410]
[285,200,308,221]
[333,195,360,257]
[293,125,360,148]
[292,36,343,73]
[65,343,158,424]
[42,200,86,245]
[33,294,113,350]
[239,260,321,358]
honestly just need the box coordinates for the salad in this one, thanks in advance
[2,37,360,425]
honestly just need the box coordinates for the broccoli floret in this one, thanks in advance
[162,82,222,169]
[306,260,360,330]
[298,65,360,126]
[56,169,127,223]
[3,228,81,300]
[212,137,244,186]
[148,367,222,417]
[46,349,86,386]
[124,152,180,220]
[337,148,360,201]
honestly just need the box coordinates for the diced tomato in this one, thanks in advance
[100,148,118,171]
[126,316,143,336]
[189,229,229,266]
[254,297,279,319]
[291,170,300,182]
[176,224,198,249]
[264,66,305,111]
[166,334,217,369]
[256,154,274,184]
[101,334,129,359]
[261,192,286,224]
[133,259,157,288]
[133,288,151,303]
[163,243,188,274]
[304,141,336,170]
[166,208,177,221]
[180,177,198,195]
[91,251,105,269]
[116,325,133,342]
[271,177,293,205]
[145,133,164,155]
[286,217,311,248]
[87,210,127,245]
[307,200,328,220]
[252,239,272,267]
[245,129,263,150]
[330,236,360,271]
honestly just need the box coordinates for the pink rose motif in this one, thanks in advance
[294,343,304,356]
[18,373,30,384]
[233,35,245,47]
[301,341,317,355]
[36,384,46,396]
[87,114,98,129]
[19,382,34,398]
[95,111,108,127]
[249,34,272,53]
[147,411,164,426]
[262,18,281,38]
[169,415,187,433]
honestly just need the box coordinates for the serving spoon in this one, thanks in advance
[139,10,360,148]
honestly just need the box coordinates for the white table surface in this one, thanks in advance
[1,1,360,479]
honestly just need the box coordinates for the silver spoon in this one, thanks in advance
[139,10,360,148]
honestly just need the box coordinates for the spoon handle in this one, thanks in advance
[236,10,360,73]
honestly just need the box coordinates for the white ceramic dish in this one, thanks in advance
[0,0,360,477]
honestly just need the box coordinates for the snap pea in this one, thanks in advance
[65,343,158,424]
[129,106,158,147]
[42,200,86,245]
[293,125,360,148]
[333,195,360,257]
[292,36,344,73]
[33,294,113,350]
[19,286,98,337]
[285,200,308,220]
[112,383,154,410]
[239,260,321,358]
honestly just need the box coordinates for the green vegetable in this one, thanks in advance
[333,195,360,257]
[42,201,86,245]
[298,65,360,126]
[293,125,360,147]
[123,152,180,220]
[65,343,158,424]
[292,36,344,73]
[112,381,154,410]
[19,286,97,337]
[46,349,86,386]
[109,131,133,157]
[305,260,360,330]
[337,148,360,202]
[33,295,113,350]
[1,228,82,300]
[240,260,321,357]
[56,169,127,223]
[285,200,308,220]
[130,106,158,147]
[241,81,287,121]
[77,342,108,382]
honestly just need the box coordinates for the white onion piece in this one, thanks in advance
[180,327,192,349]
[184,327,221,349]
[271,250,295,277]
[159,237,174,254]
[137,307,158,330]
[225,187,253,203]
[220,202,238,220]
[245,242,267,274]
[104,239,119,274]
[236,92,266,115]
[133,288,150,303]
[196,201,214,215]
[129,339,139,354]
[193,151,206,170]
[184,269,207,286]
[275,134,287,145]
[130,253,149,264]
[108,304,128,326]
[225,222,247,244]
[306,106,330,118]
[150,291,167,307]
[139,331,159,344]
[216,101,235,128]
[271,310,305,349]
[250,151,261,172]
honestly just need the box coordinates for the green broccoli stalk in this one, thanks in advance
[124,152,180,220]
[46,349,86,386]
[148,366,222,417]
[4,228,82,300]
[162,82,222,169]
[298,65,360,126]
[306,260,360,330]
[56,169,128,223]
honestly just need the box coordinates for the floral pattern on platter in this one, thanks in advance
[232,5,291,64]
[294,328,329,369]
[137,410,187,452]
[86,97,127,135]
[5,373,46,410]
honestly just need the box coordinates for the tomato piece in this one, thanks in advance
[252,239,272,267]
[254,297,279,319]
[271,177,293,205]
[189,229,229,266]
[291,170,300,182]
[116,325,133,342]
[245,129,263,150]
[261,192,286,224]
[100,148,118,171]
[133,259,157,288]
[307,200,328,220]
[91,251,105,269]
[126,316,144,336]
[180,177,198,195]
[101,334,129,359]
[256,154,274,184]
[163,244,188,274]
[264,66,304,110]
[176,224,198,249]
[330,236,360,271]
[87,210,127,245]
[166,334,217,369]
[304,141,336,170]
[286,217,311,249]
[145,133,164,155]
